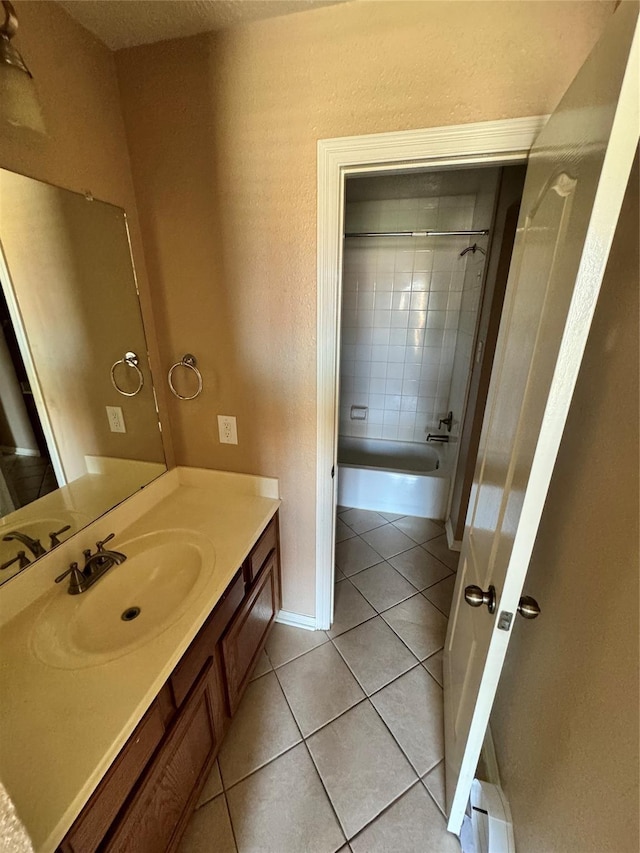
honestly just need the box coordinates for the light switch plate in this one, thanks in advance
[106,406,126,433]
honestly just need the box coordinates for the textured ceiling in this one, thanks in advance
[58,0,348,50]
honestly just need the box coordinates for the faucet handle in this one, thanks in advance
[55,562,88,594]
[96,533,115,552]
[49,525,71,548]
[55,562,82,584]
[0,550,30,571]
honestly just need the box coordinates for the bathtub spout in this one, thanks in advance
[426,434,449,443]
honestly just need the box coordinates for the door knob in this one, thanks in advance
[464,584,496,614]
[517,595,541,619]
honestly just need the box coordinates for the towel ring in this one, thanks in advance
[168,354,203,400]
[110,351,144,397]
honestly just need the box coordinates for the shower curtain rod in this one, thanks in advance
[344,229,490,238]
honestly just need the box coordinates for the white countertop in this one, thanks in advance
[0,467,280,853]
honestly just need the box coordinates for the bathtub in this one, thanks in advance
[337,436,450,519]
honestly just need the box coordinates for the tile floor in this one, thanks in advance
[0,450,56,508]
[179,508,461,853]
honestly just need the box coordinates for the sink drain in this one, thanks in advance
[121,606,141,622]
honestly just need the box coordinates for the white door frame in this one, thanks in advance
[315,116,548,631]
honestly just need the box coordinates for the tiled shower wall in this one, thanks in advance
[339,195,477,442]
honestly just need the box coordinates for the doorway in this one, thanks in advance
[315,116,545,631]
[0,285,58,514]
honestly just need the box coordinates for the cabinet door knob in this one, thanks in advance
[464,584,496,614]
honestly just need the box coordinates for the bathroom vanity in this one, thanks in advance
[0,468,281,853]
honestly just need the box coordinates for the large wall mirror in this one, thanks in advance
[0,170,166,584]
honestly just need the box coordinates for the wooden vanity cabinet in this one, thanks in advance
[58,511,280,853]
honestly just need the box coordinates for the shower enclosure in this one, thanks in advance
[336,167,506,522]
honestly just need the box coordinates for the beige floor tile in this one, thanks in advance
[335,536,384,576]
[339,508,388,534]
[265,622,329,668]
[336,518,357,543]
[360,525,415,559]
[423,760,446,816]
[422,534,460,571]
[423,574,456,617]
[370,666,444,776]
[178,793,236,853]
[349,561,417,612]
[196,759,223,807]
[378,511,404,521]
[391,515,444,544]
[276,641,365,736]
[423,649,443,687]
[333,617,418,695]
[381,594,448,660]
[350,782,460,853]
[226,743,346,853]
[218,672,301,788]
[249,648,273,681]
[389,546,452,591]
[327,581,376,638]
[307,701,417,840]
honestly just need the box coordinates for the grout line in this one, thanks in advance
[222,790,240,853]
[329,630,421,698]
[346,777,424,845]
[300,738,350,847]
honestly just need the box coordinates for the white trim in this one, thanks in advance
[445,517,462,552]
[316,116,547,630]
[0,446,40,458]
[276,610,317,631]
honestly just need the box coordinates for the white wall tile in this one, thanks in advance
[340,191,480,442]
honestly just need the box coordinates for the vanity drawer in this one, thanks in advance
[170,568,244,707]
[244,514,278,586]
[222,552,277,714]
[58,689,169,853]
[104,661,219,853]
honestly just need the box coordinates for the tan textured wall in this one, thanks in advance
[116,1,614,615]
[491,155,639,852]
[0,1,174,468]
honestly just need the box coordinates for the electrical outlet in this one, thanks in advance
[106,406,126,433]
[217,415,238,445]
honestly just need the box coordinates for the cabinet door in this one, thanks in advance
[221,554,277,714]
[58,690,169,853]
[104,660,220,853]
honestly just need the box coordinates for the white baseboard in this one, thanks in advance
[445,517,462,552]
[0,446,40,458]
[276,610,317,631]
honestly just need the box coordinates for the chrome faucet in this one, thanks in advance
[55,533,127,595]
[2,530,46,558]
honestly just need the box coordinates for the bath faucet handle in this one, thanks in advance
[438,411,454,432]
[0,550,30,571]
[55,562,88,595]
[96,533,115,552]
[49,525,71,548]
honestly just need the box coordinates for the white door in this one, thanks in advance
[444,3,639,833]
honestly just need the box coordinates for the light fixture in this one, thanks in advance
[0,0,45,133]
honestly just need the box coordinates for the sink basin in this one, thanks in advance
[30,529,215,669]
